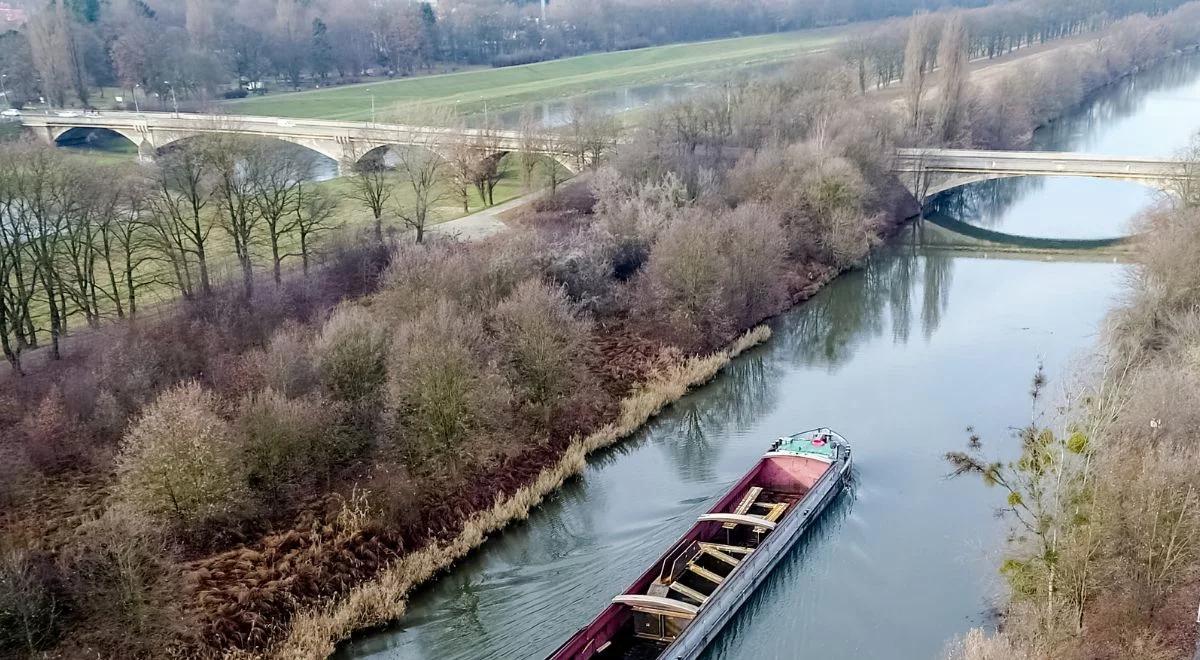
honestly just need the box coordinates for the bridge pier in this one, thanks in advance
[136,140,156,165]
[25,123,55,146]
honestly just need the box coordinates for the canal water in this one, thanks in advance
[339,55,1200,660]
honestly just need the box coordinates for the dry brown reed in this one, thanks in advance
[264,325,771,659]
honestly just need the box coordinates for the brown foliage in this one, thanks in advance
[18,386,92,475]
[386,301,512,457]
[493,279,601,428]
[58,510,189,657]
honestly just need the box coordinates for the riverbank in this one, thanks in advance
[271,325,774,658]
[946,205,1200,660]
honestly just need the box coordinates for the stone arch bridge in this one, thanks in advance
[894,148,1194,203]
[21,111,582,175]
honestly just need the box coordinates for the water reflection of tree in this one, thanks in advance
[1036,54,1200,152]
[652,353,782,483]
[920,248,953,340]
[928,176,1044,229]
[779,247,954,369]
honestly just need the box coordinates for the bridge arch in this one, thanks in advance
[151,131,344,166]
[52,126,142,153]
[153,134,341,179]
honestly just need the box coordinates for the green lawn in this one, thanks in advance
[225,29,846,120]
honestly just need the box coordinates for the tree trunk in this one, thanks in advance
[0,306,22,375]
[192,217,212,296]
[44,277,61,360]
[271,234,282,285]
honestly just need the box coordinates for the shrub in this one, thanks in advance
[715,203,789,328]
[637,210,730,349]
[259,323,320,398]
[726,143,877,268]
[115,382,247,528]
[0,549,66,655]
[387,301,512,456]
[238,389,341,497]
[381,238,542,318]
[592,168,685,278]
[19,386,91,475]
[543,227,617,311]
[59,509,186,657]
[493,280,594,422]
[313,305,389,405]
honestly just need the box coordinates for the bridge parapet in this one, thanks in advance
[894,147,1193,202]
[20,111,577,174]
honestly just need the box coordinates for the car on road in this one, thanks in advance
[0,109,20,117]
[55,111,81,118]
[276,118,296,127]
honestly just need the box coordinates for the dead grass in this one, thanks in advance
[265,325,771,659]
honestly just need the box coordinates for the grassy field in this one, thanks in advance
[225,28,846,120]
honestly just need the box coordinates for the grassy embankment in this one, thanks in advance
[224,29,843,120]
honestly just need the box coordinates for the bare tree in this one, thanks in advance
[149,146,216,297]
[903,13,938,132]
[207,134,262,299]
[444,141,475,213]
[934,14,970,145]
[838,33,873,95]
[394,142,448,244]
[249,144,312,285]
[10,146,76,360]
[471,124,507,207]
[58,171,106,328]
[387,107,455,243]
[26,1,77,108]
[289,181,337,274]
[0,149,38,373]
[343,146,393,243]
[564,101,621,170]
[517,107,543,190]
[100,170,157,318]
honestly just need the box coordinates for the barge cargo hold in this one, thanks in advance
[548,428,852,660]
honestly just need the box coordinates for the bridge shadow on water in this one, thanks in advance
[917,176,1141,257]
[913,211,1134,254]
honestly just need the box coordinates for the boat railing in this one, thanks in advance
[655,536,697,583]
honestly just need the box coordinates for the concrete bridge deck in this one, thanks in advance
[21,111,576,173]
[894,147,1193,199]
[19,113,1199,195]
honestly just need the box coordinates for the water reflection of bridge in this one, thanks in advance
[906,213,1135,259]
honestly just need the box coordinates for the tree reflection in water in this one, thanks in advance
[777,245,954,371]
[653,353,783,483]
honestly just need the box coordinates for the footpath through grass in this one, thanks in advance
[225,29,845,120]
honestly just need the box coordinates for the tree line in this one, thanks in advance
[0,138,337,374]
[0,103,620,376]
[3,0,1175,109]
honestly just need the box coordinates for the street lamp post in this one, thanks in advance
[164,81,178,116]
[367,88,375,124]
[133,83,141,114]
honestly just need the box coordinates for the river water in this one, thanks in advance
[339,55,1200,660]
